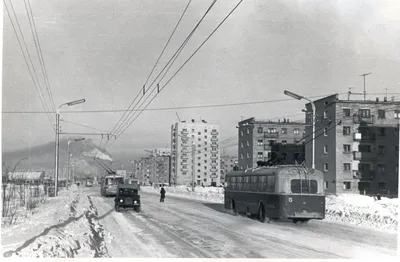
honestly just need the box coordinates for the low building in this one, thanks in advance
[7,171,45,185]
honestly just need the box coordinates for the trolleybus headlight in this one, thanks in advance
[119,199,123,203]
[134,201,137,204]
[288,197,293,202]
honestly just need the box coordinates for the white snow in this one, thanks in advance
[83,148,113,161]
[141,186,398,232]
[1,185,108,258]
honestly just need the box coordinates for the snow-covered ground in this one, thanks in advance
[1,185,108,258]
[141,186,398,232]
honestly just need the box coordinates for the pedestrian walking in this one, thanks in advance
[160,186,166,203]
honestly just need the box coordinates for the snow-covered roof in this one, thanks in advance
[8,171,45,181]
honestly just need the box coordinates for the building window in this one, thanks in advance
[240,142,243,148]
[323,146,328,154]
[343,126,351,135]
[324,163,328,172]
[246,129,250,135]
[257,140,263,146]
[257,127,263,133]
[240,130,243,136]
[324,181,328,190]
[324,128,328,136]
[246,141,250,147]
[282,140,287,145]
[359,144,371,152]
[359,109,371,118]
[267,128,277,133]
[204,129,207,133]
[378,145,385,155]
[343,163,351,171]
[246,153,250,158]
[343,108,350,117]
[198,163,201,166]
[281,128,287,134]
[378,128,385,136]
[378,182,386,190]
[343,181,351,190]
[324,111,328,119]
[294,128,300,135]
[343,144,351,153]
[378,164,385,173]
[395,110,400,119]
[378,110,386,119]
[257,152,263,158]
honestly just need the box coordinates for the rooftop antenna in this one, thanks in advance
[360,72,372,101]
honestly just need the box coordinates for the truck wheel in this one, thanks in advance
[134,206,141,212]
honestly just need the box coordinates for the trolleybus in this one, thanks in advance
[224,165,325,223]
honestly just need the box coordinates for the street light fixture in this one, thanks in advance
[54,99,86,197]
[284,90,316,170]
[67,138,85,189]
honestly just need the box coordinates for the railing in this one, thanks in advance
[353,114,375,124]
[353,152,376,160]
[264,133,279,138]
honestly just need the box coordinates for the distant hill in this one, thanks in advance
[2,138,114,180]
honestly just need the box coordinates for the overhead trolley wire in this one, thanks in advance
[23,0,56,112]
[106,0,244,150]
[109,0,219,142]
[107,0,194,139]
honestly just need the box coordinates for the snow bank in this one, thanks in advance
[2,185,108,258]
[141,186,398,232]
[83,148,113,161]
[325,194,398,232]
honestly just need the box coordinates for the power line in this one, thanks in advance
[109,0,219,142]
[3,0,54,128]
[2,95,338,114]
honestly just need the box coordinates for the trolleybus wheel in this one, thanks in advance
[231,200,237,216]
[258,204,266,223]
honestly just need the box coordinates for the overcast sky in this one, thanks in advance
[2,0,400,159]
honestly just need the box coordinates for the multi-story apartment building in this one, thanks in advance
[220,156,238,184]
[304,94,400,196]
[171,120,221,187]
[237,117,306,170]
[133,151,171,185]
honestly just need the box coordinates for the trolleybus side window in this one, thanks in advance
[290,179,318,194]
[237,176,243,190]
[259,176,267,191]
[231,177,237,190]
[266,176,275,192]
[243,176,250,191]
[250,176,258,191]
[225,177,230,189]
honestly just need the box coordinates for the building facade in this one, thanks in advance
[220,156,238,184]
[133,152,171,185]
[237,117,306,170]
[171,120,221,187]
[305,94,400,196]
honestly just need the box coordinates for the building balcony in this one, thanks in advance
[360,134,376,141]
[264,133,279,138]
[353,171,375,181]
[353,115,375,124]
[211,137,218,142]
[211,168,218,172]
[353,152,376,161]
[211,155,218,159]
[181,155,188,159]
[181,130,188,135]
[264,144,272,151]
[211,131,218,135]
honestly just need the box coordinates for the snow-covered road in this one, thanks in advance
[85,186,397,258]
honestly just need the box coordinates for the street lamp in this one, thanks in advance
[284,90,316,169]
[55,99,86,197]
[67,138,85,189]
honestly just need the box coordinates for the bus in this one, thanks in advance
[224,165,325,223]
[101,175,124,197]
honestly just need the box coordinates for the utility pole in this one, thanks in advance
[192,140,195,192]
[360,72,372,101]
[54,112,60,196]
